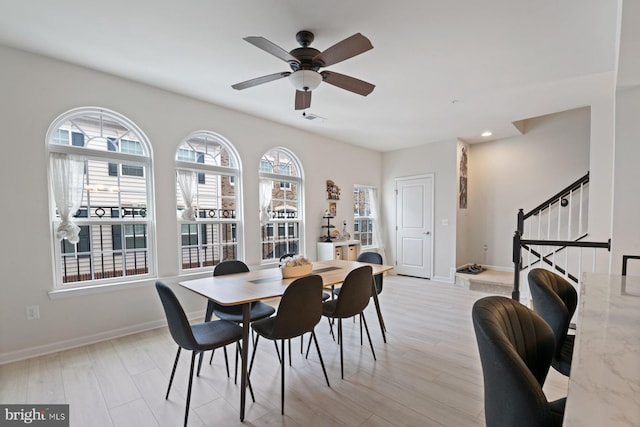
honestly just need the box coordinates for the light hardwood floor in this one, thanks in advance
[0,275,568,426]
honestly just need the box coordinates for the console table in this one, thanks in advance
[317,240,361,261]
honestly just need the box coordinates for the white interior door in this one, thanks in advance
[395,175,433,278]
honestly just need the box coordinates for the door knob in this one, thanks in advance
[424,231,430,235]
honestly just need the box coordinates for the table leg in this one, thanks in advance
[371,277,387,343]
[240,303,250,421]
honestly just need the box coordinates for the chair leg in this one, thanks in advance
[359,314,363,346]
[184,352,196,427]
[361,313,376,361]
[248,334,260,377]
[339,318,344,379]
[234,343,239,384]
[300,334,304,354]
[305,332,313,359]
[239,341,255,403]
[280,339,286,414]
[311,331,330,387]
[223,347,230,377]
[166,347,181,399]
[288,339,292,366]
[197,349,204,377]
[274,340,281,363]
[327,317,335,341]
[208,346,231,379]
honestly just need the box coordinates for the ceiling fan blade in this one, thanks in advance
[295,90,311,110]
[313,33,373,67]
[231,72,291,90]
[321,71,375,96]
[243,36,301,65]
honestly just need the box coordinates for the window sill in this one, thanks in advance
[48,271,213,300]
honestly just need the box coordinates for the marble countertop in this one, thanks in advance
[563,273,640,426]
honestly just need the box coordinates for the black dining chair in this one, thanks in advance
[321,265,376,379]
[204,260,276,380]
[528,268,578,377]
[333,251,386,336]
[472,296,566,427]
[280,252,330,356]
[248,274,330,414]
[155,281,245,427]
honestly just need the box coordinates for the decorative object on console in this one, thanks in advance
[326,180,341,200]
[341,220,351,240]
[321,215,335,242]
[280,255,312,278]
[328,201,337,217]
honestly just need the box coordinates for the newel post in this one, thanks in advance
[512,231,522,301]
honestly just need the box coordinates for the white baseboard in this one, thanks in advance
[0,310,202,365]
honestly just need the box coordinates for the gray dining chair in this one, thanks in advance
[248,274,330,414]
[156,281,245,427]
[321,265,376,379]
[528,268,578,377]
[473,296,566,427]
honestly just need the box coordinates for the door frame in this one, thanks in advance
[394,173,435,278]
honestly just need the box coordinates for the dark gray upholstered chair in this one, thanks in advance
[528,268,577,377]
[248,274,330,414]
[206,260,276,323]
[280,253,330,301]
[322,265,376,379]
[280,253,330,354]
[333,251,386,334]
[204,260,276,376]
[472,296,566,427]
[156,281,244,427]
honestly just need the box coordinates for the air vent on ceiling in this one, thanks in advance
[302,113,327,122]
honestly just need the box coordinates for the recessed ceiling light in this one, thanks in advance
[481,131,493,137]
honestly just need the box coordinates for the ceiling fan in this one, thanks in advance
[231,30,375,110]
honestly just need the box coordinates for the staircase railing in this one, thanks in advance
[511,172,611,301]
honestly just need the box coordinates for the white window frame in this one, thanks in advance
[175,131,243,271]
[46,107,156,290]
[354,185,377,249]
[259,148,304,264]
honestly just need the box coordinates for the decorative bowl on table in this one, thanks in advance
[280,255,312,278]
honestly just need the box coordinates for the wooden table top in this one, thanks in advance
[179,259,393,306]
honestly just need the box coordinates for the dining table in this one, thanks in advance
[179,258,393,421]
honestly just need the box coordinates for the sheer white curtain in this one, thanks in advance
[176,169,198,221]
[259,179,273,225]
[50,153,85,243]
[368,187,386,261]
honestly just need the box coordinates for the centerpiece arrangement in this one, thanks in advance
[280,255,312,278]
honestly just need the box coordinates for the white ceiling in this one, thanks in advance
[0,0,619,151]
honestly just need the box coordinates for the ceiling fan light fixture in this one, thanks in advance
[288,70,322,91]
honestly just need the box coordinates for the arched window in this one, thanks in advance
[176,131,242,270]
[259,148,304,262]
[47,107,155,288]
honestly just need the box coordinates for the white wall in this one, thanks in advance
[382,139,458,283]
[611,86,640,274]
[0,45,382,362]
[466,108,591,269]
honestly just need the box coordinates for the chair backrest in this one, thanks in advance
[528,268,577,356]
[212,260,251,314]
[269,274,323,340]
[357,251,383,294]
[333,265,374,318]
[472,296,555,427]
[279,253,298,263]
[214,260,250,277]
[156,281,197,351]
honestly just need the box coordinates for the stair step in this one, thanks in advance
[456,269,513,296]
